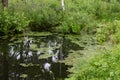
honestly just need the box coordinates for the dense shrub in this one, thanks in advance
[57,0,97,34]
[9,0,63,31]
[1,0,120,34]
[56,0,120,34]
[96,20,120,44]
[0,9,30,35]
[66,45,120,80]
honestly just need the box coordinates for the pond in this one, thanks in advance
[0,33,84,80]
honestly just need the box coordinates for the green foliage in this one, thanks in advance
[1,0,120,34]
[57,0,120,34]
[110,20,120,44]
[58,0,97,34]
[9,0,63,31]
[27,0,62,31]
[0,9,30,35]
[96,20,120,44]
[66,45,120,80]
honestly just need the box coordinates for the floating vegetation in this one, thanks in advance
[0,33,88,80]
[38,53,52,59]
[62,50,83,65]
[20,63,36,67]
[24,32,52,37]
[20,74,28,78]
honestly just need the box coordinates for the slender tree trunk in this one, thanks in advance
[61,0,65,11]
[1,0,8,8]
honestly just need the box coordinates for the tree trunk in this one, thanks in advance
[61,0,65,11]
[1,0,8,8]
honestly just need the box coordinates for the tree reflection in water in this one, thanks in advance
[0,35,71,80]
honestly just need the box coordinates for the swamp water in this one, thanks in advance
[0,33,84,80]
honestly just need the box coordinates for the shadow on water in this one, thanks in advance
[0,34,84,80]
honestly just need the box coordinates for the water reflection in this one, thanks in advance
[44,62,51,72]
[0,34,83,80]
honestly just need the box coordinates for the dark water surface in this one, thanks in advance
[0,34,83,80]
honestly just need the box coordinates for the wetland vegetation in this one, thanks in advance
[0,0,120,80]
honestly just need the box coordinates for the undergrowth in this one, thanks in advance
[1,0,120,34]
[66,45,120,80]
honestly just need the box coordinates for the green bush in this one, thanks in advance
[1,0,120,34]
[9,0,63,31]
[0,9,30,34]
[96,20,120,44]
[80,45,120,80]
[57,0,97,34]
[110,20,120,44]
[66,45,120,80]
[57,0,120,34]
